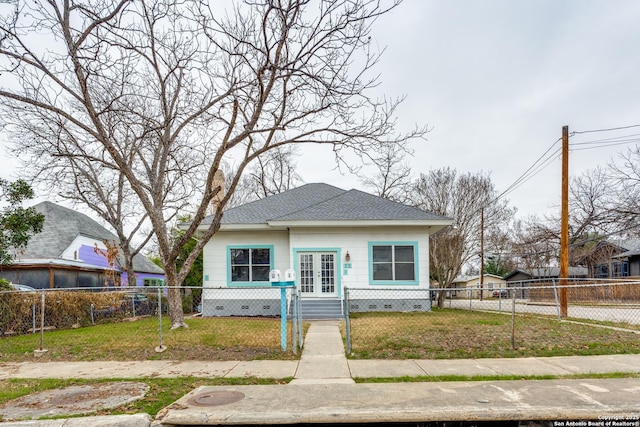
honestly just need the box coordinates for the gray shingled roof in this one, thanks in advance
[23,202,163,274]
[206,183,449,225]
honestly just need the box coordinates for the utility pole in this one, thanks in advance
[479,207,484,301]
[559,125,569,318]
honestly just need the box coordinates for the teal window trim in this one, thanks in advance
[292,247,342,297]
[368,241,419,285]
[226,244,274,287]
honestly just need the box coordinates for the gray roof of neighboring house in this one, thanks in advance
[504,267,589,280]
[207,183,450,225]
[21,202,163,274]
[529,267,588,278]
[616,239,640,258]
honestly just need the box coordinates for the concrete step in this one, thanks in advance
[300,299,343,319]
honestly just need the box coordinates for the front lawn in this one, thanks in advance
[345,309,640,359]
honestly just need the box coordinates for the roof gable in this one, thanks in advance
[21,202,163,274]
[26,202,115,258]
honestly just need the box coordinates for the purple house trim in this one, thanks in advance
[79,245,164,287]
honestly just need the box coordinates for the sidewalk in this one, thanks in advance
[1,321,640,426]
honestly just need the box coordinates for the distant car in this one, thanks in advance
[10,284,36,291]
[120,292,152,315]
[492,289,508,298]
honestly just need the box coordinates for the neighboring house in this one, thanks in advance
[196,183,452,317]
[504,266,589,299]
[451,274,507,299]
[617,246,640,277]
[0,202,164,289]
[577,239,640,279]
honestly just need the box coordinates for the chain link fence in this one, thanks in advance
[0,286,302,361]
[344,279,640,358]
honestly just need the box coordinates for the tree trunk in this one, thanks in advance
[121,245,138,288]
[165,268,187,329]
[437,287,447,309]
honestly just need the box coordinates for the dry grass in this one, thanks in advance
[2,308,638,362]
[0,316,299,362]
[345,308,640,359]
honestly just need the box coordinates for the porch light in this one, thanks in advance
[345,251,350,262]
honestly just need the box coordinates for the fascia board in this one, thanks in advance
[267,219,453,229]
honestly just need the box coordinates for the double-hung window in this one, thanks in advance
[229,246,272,283]
[370,242,418,284]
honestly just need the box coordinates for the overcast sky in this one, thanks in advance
[2,0,640,221]
[298,0,640,218]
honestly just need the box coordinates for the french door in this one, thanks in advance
[298,252,337,297]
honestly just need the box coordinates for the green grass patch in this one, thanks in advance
[354,372,640,383]
[0,317,299,362]
[344,309,640,359]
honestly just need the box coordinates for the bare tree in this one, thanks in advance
[0,0,423,328]
[228,146,303,207]
[412,168,515,307]
[530,167,621,268]
[361,142,414,203]
[609,145,640,234]
[509,216,560,273]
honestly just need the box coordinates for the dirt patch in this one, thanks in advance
[0,381,149,421]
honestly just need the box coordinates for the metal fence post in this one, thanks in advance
[511,286,516,349]
[344,287,351,355]
[38,292,46,352]
[279,286,287,351]
[552,279,561,321]
[291,289,298,355]
[32,303,37,333]
[155,287,166,353]
[295,289,303,351]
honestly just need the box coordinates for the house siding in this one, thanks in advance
[289,226,430,290]
[203,230,290,288]
[200,226,432,316]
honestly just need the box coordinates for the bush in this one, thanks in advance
[0,290,137,336]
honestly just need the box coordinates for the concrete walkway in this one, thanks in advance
[290,321,354,384]
[2,321,640,426]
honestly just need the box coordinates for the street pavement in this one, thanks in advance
[1,320,640,426]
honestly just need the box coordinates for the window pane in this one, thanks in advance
[231,249,249,264]
[252,248,270,265]
[395,263,415,281]
[395,245,414,262]
[372,246,392,262]
[231,266,249,282]
[252,266,270,282]
[373,263,393,280]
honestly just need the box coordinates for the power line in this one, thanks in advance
[491,138,561,204]
[571,124,640,135]
[493,124,640,205]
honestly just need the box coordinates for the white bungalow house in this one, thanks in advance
[197,183,452,318]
